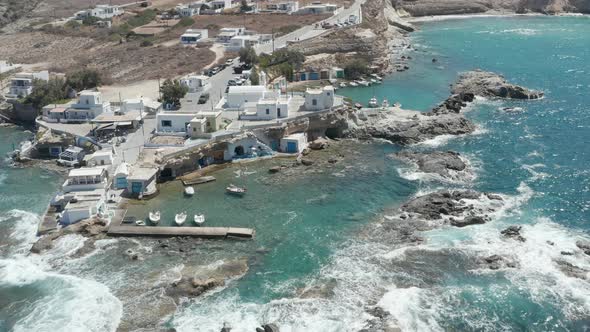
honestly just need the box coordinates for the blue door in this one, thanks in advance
[300,73,307,81]
[287,141,297,153]
[116,177,127,189]
[309,72,319,80]
[131,182,143,194]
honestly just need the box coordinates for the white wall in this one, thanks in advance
[157,113,196,133]
[280,133,308,153]
[226,87,268,108]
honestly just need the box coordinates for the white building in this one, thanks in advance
[62,167,109,193]
[121,97,162,114]
[76,5,124,20]
[227,35,260,51]
[266,1,299,13]
[180,29,209,44]
[180,75,210,93]
[127,166,158,197]
[226,85,272,108]
[209,0,234,10]
[217,27,245,43]
[157,110,222,135]
[57,146,86,167]
[295,3,337,14]
[6,71,49,98]
[43,90,112,122]
[176,4,197,16]
[240,96,291,121]
[304,86,335,111]
[280,132,308,153]
[113,162,129,190]
[85,150,114,167]
[60,190,107,225]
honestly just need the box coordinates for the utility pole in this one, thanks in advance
[272,28,275,52]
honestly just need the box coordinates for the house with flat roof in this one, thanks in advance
[217,27,245,43]
[180,29,209,44]
[304,86,335,111]
[280,132,308,153]
[59,190,108,225]
[127,166,158,197]
[156,110,223,135]
[76,4,124,20]
[62,167,109,193]
[6,71,49,98]
[180,75,210,93]
[240,96,291,121]
[42,90,112,123]
[226,85,272,108]
[266,1,299,13]
[295,3,337,14]
[57,146,86,167]
[226,35,260,51]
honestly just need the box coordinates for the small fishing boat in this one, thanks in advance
[368,97,379,108]
[371,73,383,80]
[354,103,363,109]
[184,186,195,196]
[148,210,160,224]
[175,211,187,226]
[135,220,146,226]
[370,78,380,84]
[382,99,390,108]
[394,102,402,108]
[194,214,205,226]
[357,80,370,87]
[226,184,247,196]
[339,82,347,88]
[348,81,359,87]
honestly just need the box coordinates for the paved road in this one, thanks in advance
[256,0,365,54]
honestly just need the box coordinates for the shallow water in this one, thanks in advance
[1,16,590,332]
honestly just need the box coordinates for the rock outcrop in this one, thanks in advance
[400,190,502,223]
[393,151,467,177]
[501,225,526,242]
[452,70,544,100]
[31,218,108,253]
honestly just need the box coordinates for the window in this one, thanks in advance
[266,108,270,114]
[161,120,172,127]
[312,99,317,106]
[193,127,196,132]
[327,92,331,96]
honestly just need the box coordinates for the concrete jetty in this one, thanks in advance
[107,225,255,239]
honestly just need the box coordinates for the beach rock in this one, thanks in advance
[263,323,280,332]
[555,260,589,280]
[400,190,484,220]
[30,232,59,253]
[298,278,337,299]
[480,254,517,270]
[452,70,544,100]
[301,148,311,155]
[450,216,487,228]
[501,225,526,242]
[256,328,264,332]
[430,93,475,114]
[301,158,314,166]
[269,166,281,174]
[328,157,339,164]
[393,151,466,178]
[309,137,329,150]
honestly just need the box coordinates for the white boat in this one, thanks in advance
[339,82,347,88]
[348,82,359,87]
[135,220,146,226]
[382,99,390,108]
[368,97,379,108]
[194,214,205,226]
[184,186,195,196]
[394,102,402,108]
[175,211,187,226]
[370,78,380,84]
[357,80,370,87]
[371,73,383,80]
[226,184,247,196]
[148,210,161,224]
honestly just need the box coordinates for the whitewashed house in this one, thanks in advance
[226,85,271,108]
[217,27,245,43]
[127,166,158,197]
[157,110,222,135]
[0,61,21,74]
[6,71,49,98]
[304,86,335,111]
[280,132,308,153]
[60,191,107,225]
[85,150,114,167]
[62,167,109,193]
[240,96,291,121]
[57,146,86,167]
[295,3,337,14]
[227,35,260,51]
[266,1,299,13]
[113,162,129,190]
[180,29,209,44]
[76,5,124,19]
[176,4,197,16]
[180,75,210,93]
[43,90,112,122]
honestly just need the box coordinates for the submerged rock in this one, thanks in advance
[480,254,518,270]
[400,190,483,220]
[576,240,590,256]
[297,278,337,299]
[555,260,588,280]
[269,166,281,174]
[309,137,329,150]
[450,216,487,228]
[393,151,467,178]
[501,225,526,242]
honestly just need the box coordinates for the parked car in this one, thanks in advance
[233,66,244,74]
[198,93,210,104]
[227,80,237,86]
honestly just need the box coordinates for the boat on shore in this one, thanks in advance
[368,97,379,108]
[382,99,390,108]
[357,79,370,87]
[348,81,359,87]
[194,214,205,226]
[226,184,247,196]
[148,210,160,224]
[339,82,347,88]
[175,211,187,226]
[184,186,195,196]
[135,220,146,226]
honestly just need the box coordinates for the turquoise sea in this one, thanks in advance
[1,16,590,331]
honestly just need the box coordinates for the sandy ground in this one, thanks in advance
[99,80,161,101]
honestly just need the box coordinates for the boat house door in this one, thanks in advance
[287,141,297,153]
